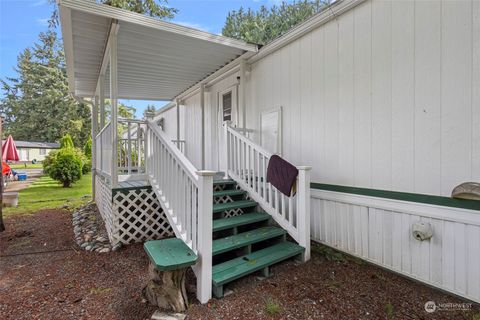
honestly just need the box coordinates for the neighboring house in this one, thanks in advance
[59,0,480,305]
[2,140,60,162]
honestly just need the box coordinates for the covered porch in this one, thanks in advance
[60,0,288,304]
[59,0,314,304]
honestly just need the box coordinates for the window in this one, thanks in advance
[222,92,232,121]
[39,148,46,155]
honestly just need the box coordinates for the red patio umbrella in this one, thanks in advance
[2,135,19,162]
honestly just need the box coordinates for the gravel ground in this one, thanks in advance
[1,209,478,320]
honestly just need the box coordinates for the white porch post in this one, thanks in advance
[239,59,246,135]
[176,99,181,148]
[99,75,106,128]
[222,122,229,179]
[296,166,312,262]
[196,170,215,303]
[92,95,99,200]
[200,83,205,169]
[110,25,119,188]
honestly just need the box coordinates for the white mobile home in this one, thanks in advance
[59,0,480,304]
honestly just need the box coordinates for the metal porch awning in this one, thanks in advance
[58,0,258,101]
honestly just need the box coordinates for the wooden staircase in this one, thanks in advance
[210,178,304,298]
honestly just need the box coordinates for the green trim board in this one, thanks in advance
[311,183,480,211]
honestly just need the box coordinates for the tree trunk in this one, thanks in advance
[143,262,189,312]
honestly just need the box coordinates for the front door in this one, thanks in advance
[218,87,237,172]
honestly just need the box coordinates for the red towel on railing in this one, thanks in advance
[266,155,298,197]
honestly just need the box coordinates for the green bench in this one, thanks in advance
[143,238,197,312]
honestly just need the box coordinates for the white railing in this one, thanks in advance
[145,122,214,304]
[224,124,312,261]
[171,139,186,154]
[95,121,113,178]
[118,118,146,175]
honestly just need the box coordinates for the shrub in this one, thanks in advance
[60,133,75,149]
[71,147,90,175]
[48,148,83,187]
[265,298,281,316]
[82,159,91,175]
[43,150,59,176]
[84,137,92,160]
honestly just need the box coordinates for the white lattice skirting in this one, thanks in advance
[95,176,173,245]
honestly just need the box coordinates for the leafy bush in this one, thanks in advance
[43,150,59,176]
[84,137,92,160]
[71,147,90,175]
[60,133,75,149]
[48,148,82,187]
[82,159,91,175]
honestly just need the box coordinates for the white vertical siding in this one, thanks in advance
[310,190,480,303]
[391,0,415,192]
[160,0,480,303]
[156,106,178,141]
[474,0,480,182]
[183,94,202,169]
[246,0,479,197]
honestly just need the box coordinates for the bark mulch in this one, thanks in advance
[1,209,479,320]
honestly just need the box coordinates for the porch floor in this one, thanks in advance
[114,180,150,190]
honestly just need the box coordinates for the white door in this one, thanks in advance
[217,87,237,172]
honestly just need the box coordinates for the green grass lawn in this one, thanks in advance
[9,163,44,169]
[4,173,92,216]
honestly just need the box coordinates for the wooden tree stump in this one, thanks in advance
[143,262,189,312]
[142,238,198,313]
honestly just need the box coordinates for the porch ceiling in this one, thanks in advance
[58,0,257,101]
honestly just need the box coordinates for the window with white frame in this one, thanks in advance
[222,91,232,122]
[39,148,46,155]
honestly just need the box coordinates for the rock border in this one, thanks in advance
[72,202,121,253]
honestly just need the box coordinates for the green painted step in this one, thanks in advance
[213,241,304,286]
[213,200,257,213]
[212,226,285,255]
[213,189,246,198]
[213,212,270,232]
[213,179,236,186]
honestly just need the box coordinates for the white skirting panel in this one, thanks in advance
[311,189,480,303]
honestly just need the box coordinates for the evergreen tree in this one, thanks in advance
[0,29,91,147]
[222,0,330,45]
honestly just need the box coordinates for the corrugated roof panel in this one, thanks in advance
[59,0,257,101]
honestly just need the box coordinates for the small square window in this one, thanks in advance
[39,149,46,155]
